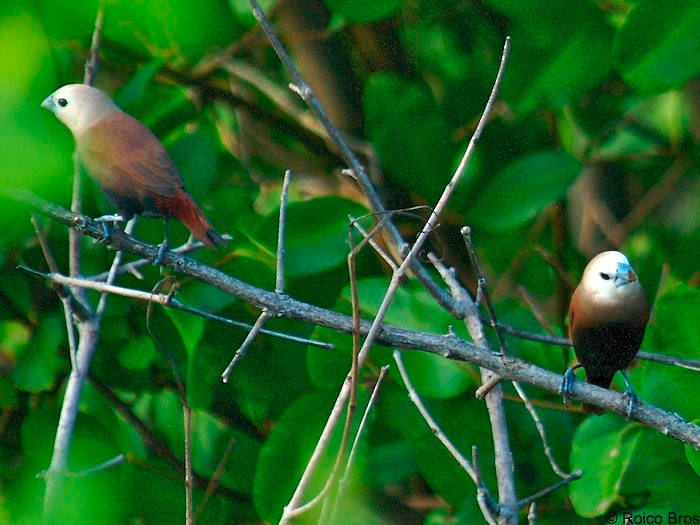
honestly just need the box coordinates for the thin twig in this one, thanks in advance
[24,270,331,349]
[394,351,498,525]
[528,502,537,525]
[31,217,82,371]
[193,436,236,523]
[283,219,374,522]
[517,471,583,509]
[462,226,508,356]
[475,375,504,400]
[70,454,125,478]
[87,376,249,504]
[276,170,292,293]
[184,402,193,525]
[96,217,136,318]
[348,214,399,271]
[329,366,390,523]
[221,309,272,382]
[511,381,569,478]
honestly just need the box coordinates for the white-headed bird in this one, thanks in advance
[42,84,224,262]
[560,251,650,416]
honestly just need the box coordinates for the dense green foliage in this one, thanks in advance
[0,0,699,523]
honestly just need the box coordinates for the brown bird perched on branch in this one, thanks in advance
[41,84,225,262]
[559,251,650,416]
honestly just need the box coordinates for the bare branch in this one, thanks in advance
[69,454,125,478]
[221,309,272,382]
[276,170,292,294]
[462,226,508,356]
[329,366,390,522]
[14,193,700,448]
[96,217,136,318]
[394,351,498,525]
[184,402,193,525]
[88,235,231,282]
[28,270,331,349]
[517,471,583,509]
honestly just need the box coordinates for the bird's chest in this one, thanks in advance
[570,321,645,367]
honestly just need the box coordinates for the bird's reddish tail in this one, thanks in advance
[163,190,225,248]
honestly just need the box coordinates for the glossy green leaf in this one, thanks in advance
[254,196,367,278]
[353,278,475,398]
[569,415,643,517]
[12,315,64,392]
[466,150,582,232]
[364,73,454,201]
[484,0,614,113]
[613,0,700,93]
[639,287,700,419]
[117,336,157,371]
[114,58,164,110]
[618,427,700,513]
[413,396,495,507]
[322,0,407,24]
[253,391,338,522]
[147,305,189,387]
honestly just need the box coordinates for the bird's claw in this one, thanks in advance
[93,214,124,243]
[153,241,169,265]
[622,388,638,418]
[559,364,583,407]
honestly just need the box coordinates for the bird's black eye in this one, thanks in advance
[599,272,610,280]
[57,98,68,107]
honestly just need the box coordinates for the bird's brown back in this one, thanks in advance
[77,112,183,200]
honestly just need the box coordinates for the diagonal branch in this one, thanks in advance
[13,192,700,449]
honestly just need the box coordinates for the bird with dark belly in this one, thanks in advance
[560,251,650,416]
[41,84,224,262]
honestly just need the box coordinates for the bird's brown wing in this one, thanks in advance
[78,112,183,198]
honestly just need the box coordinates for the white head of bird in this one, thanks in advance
[576,251,645,311]
[41,84,118,136]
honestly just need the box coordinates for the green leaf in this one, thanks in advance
[413,396,495,508]
[639,286,700,419]
[114,58,164,110]
[253,391,338,522]
[353,278,475,398]
[166,129,218,203]
[466,150,582,232]
[147,305,189,388]
[117,336,157,371]
[191,411,261,495]
[254,196,367,278]
[484,0,614,113]
[322,0,407,24]
[398,352,472,399]
[613,0,700,93]
[569,415,643,517]
[619,426,700,512]
[12,315,64,392]
[364,73,454,201]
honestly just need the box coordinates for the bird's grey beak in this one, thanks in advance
[41,95,54,111]
[615,263,636,285]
